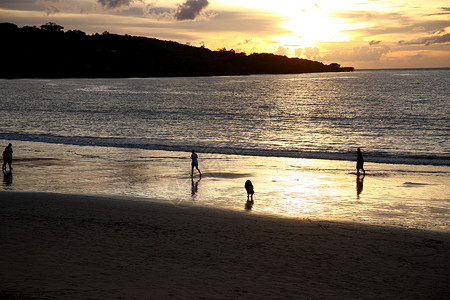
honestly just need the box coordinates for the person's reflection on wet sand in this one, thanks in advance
[191,177,201,197]
[357,174,365,199]
[3,169,13,186]
[245,199,254,210]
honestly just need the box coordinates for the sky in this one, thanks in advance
[1,0,449,69]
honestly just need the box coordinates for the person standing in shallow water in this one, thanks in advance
[356,147,365,175]
[2,143,13,171]
[190,150,202,177]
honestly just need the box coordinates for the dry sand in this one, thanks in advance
[1,191,449,299]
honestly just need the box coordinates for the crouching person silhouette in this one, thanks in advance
[245,180,254,201]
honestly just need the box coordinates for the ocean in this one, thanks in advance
[1,69,448,165]
[1,69,449,230]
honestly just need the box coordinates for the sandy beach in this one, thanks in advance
[1,191,449,299]
[1,140,449,298]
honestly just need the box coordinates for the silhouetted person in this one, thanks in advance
[2,143,13,171]
[245,180,254,201]
[190,150,201,177]
[356,147,365,175]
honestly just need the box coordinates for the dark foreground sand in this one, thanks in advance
[1,191,449,299]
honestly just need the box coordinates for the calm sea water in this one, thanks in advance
[1,69,449,166]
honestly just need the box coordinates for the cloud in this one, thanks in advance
[1,0,130,14]
[369,40,381,46]
[43,0,61,14]
[231,39,252,48]
[294,48,303,57]
[42,0,97,15]
[276,46,287,56]
[412,26,425,32]
[332,10,448,38]
[198,10,287,35]
[303,47,320,60]
[427,7,450,16]
[399,33,450,46]
[0,0,45,11]
[321,45,390,62]
[144,5,174,20]
[98,0,134,11]
[174,0,209,21]
[431,28,446,35]
[333,11,408,23]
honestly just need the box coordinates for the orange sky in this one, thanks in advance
[1,0,449,69]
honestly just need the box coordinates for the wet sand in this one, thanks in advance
[1,191,449,299]
[2,140,450,231]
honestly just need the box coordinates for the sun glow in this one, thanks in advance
[275,1,353,55]
[281,11,346,44]
[215,0,356,57]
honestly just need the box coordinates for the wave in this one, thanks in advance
[1,133,449,166]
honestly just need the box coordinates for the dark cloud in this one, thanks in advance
[174,0,209,21]
[43,0,61,14]
[399,33,450,46]
[431,28,446,35]
[98,0,133,11]
[42,0,96,15]
[369,40,381,46]
[143,5,174,20]
[0,0,42,11]
[146,6,172,15]
[427,7,450,16]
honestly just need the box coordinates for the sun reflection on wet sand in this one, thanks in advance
[4,140,450,231]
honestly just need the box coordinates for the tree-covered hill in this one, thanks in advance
[0,22,354,78]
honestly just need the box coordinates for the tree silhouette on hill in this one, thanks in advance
[0,22,354,78]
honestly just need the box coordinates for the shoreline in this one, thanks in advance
[2,136,449,167]
[1,191,449,299]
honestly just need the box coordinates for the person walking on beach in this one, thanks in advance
[356,147,365,175]
[2,143,13,171]
[191,150,202,177]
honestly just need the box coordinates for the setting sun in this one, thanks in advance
[279,6,348,48]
